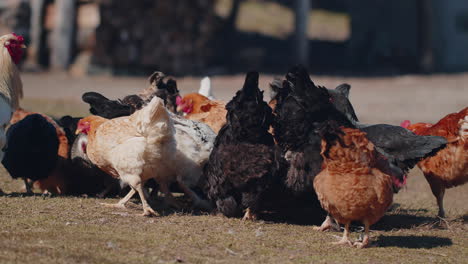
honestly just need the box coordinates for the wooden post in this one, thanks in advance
[27,0,46,68]
[294,0,310,66]
[51,0,76,70]
[419,0,434,72]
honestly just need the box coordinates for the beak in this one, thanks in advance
[20,44,26,49]
[75,128,82,135]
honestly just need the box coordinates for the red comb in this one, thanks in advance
[11,33,24,43]
[400,120,411,128]
[176,96,182,106]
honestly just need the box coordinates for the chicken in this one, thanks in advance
[67,133,121,197]
[317,81,447,180]
[81,90,216,209]
[273,65,446,230]
[82,71,180,118]
[176,93,227,133]
[2,111,67,194]
[314,123,403,248]
[0,33,26,160]
[137,71,180,113]
[76,97,177,216]
[204,72,277,220]
[401,107,468,217]
[271,66,356,225]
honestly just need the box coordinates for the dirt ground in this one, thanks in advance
[21,71,467,124]
[1,72,467,263]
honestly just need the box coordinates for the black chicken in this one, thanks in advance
[2,114,59,193]
[204,72,278,220]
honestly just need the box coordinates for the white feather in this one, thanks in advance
[198,76,215,100]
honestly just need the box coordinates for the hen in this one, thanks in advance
[272,66,352,209]
[314,123,402,248]
[0,33,26,159]
[402,107,468,217]
[82,71,180,118]
[2,111,67,194]
[204,72,277,220]
[176,93,227,133]
[82,91,216,209]
[67,133,121,197]
[76,97,177,216]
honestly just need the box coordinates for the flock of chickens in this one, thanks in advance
[0,33,467,249]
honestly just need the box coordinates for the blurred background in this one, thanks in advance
[2,0,468,76]
[0,0,466,126]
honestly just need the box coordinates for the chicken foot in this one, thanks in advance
[332,222,353,246]
[242,208,257,221]
[313,215,340,232]
[101,188,136,209]
[353,221,370,248]
[134,182,157,216]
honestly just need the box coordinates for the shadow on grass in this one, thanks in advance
[376,235,452,248]
[374,214,440,231]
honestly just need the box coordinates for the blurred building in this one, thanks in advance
[1,0,468,74]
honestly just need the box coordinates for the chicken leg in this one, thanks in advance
[159,182,182,209]
[242,207,257,221]
[332,222,352,246]
[313,215,340,231]
[353,220,370,248]
[23,178,33,194]
[134,182,157,216]
[101,188,136,209]
[426,175,446,217]
[177,181,212,210]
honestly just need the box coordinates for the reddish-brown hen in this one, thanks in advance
[314,127,398,248]
[402,107,468,217]
[176,93,226,133]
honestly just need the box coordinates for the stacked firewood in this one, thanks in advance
[92,0,219,75]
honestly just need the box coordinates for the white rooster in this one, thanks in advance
[0,33,26,159]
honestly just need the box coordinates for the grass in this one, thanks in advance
[0,98,467,263]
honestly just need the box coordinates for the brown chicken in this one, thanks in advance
[402,107,468,217]
[176,93,226,133]
[314,125,404,248]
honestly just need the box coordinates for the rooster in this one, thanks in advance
[314,123,403,248]
[401,107,468,217]
[176,93,227,133]
[76,97,177,216]
[204,72,277,220]
[0,33,26,159]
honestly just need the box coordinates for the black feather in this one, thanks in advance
[82,92,134,119]
[2,114,59,181]
[204,71,277,218]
